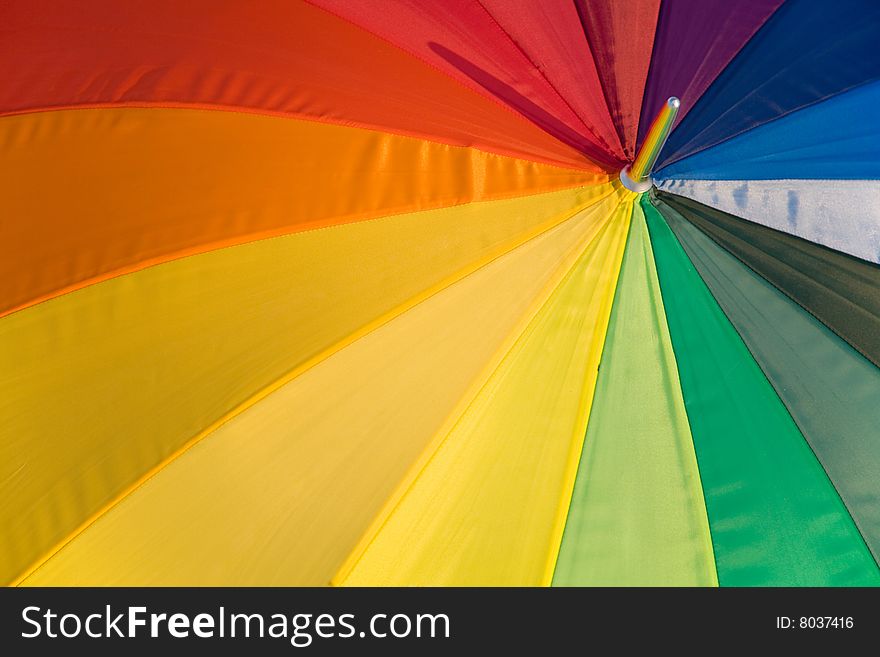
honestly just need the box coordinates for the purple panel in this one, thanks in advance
[637,0,783,151]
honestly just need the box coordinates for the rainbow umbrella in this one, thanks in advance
[2,0,879,587]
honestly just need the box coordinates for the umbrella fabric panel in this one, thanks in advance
[658,198,880,567]
[19,193,626,586]
[658,191,880,369]
[0,107,601,317]
[339,200,632,586]
[552,202,716,587]
[573,0,660,160]
[308,0,621,168]
[0,184,615,586]
[655,179,880,265]
[0,0,593,169]
[660,0,880,169]
[638,0,783,151]
[476,0,624,160]
[657,81,880,180]
[644,196,879,586]
[2,0,875,590]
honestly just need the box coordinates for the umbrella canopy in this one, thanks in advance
[1,0,879,587]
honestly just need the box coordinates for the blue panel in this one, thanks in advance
[656,81,880,180]
[659,0,880,169]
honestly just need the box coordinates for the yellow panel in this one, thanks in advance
[0,107,605,316]
[20,191,628,586]
[1,183,618,586]
[339,197,633,586]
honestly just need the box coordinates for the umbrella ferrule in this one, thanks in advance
[620,96,679,192]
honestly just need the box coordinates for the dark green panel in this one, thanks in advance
[643,194,879,586]
[656,190,880,368]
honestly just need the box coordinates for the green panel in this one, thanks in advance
[654,191,880,570]
[553,201,716,586]
[643,195,880,586]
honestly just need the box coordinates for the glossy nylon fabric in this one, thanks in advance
[308,0,622,168]
[643,196,879,586]
[657,196,880,565]
[656,179,880,265]
[338,199,632,586]
[660,0,880,168]
[552,201,716,587]
[659,192,880,369]
[574,0,660,159]
[0,184,615,586]
[638,0,782,151]
[658,81,880,180]
[0,0,592,169]
[20,192,627,586]
[0,108,600,317]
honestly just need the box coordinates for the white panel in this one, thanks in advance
[656,179,880,264]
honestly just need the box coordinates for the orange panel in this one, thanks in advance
[0,108,603,316]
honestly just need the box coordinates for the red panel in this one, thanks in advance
[0,0,598,170]
[309,0,624,168]
[576,0,662,160]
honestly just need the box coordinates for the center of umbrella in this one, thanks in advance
[619,96,680,193]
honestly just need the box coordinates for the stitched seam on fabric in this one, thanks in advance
[11,186,617,586]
